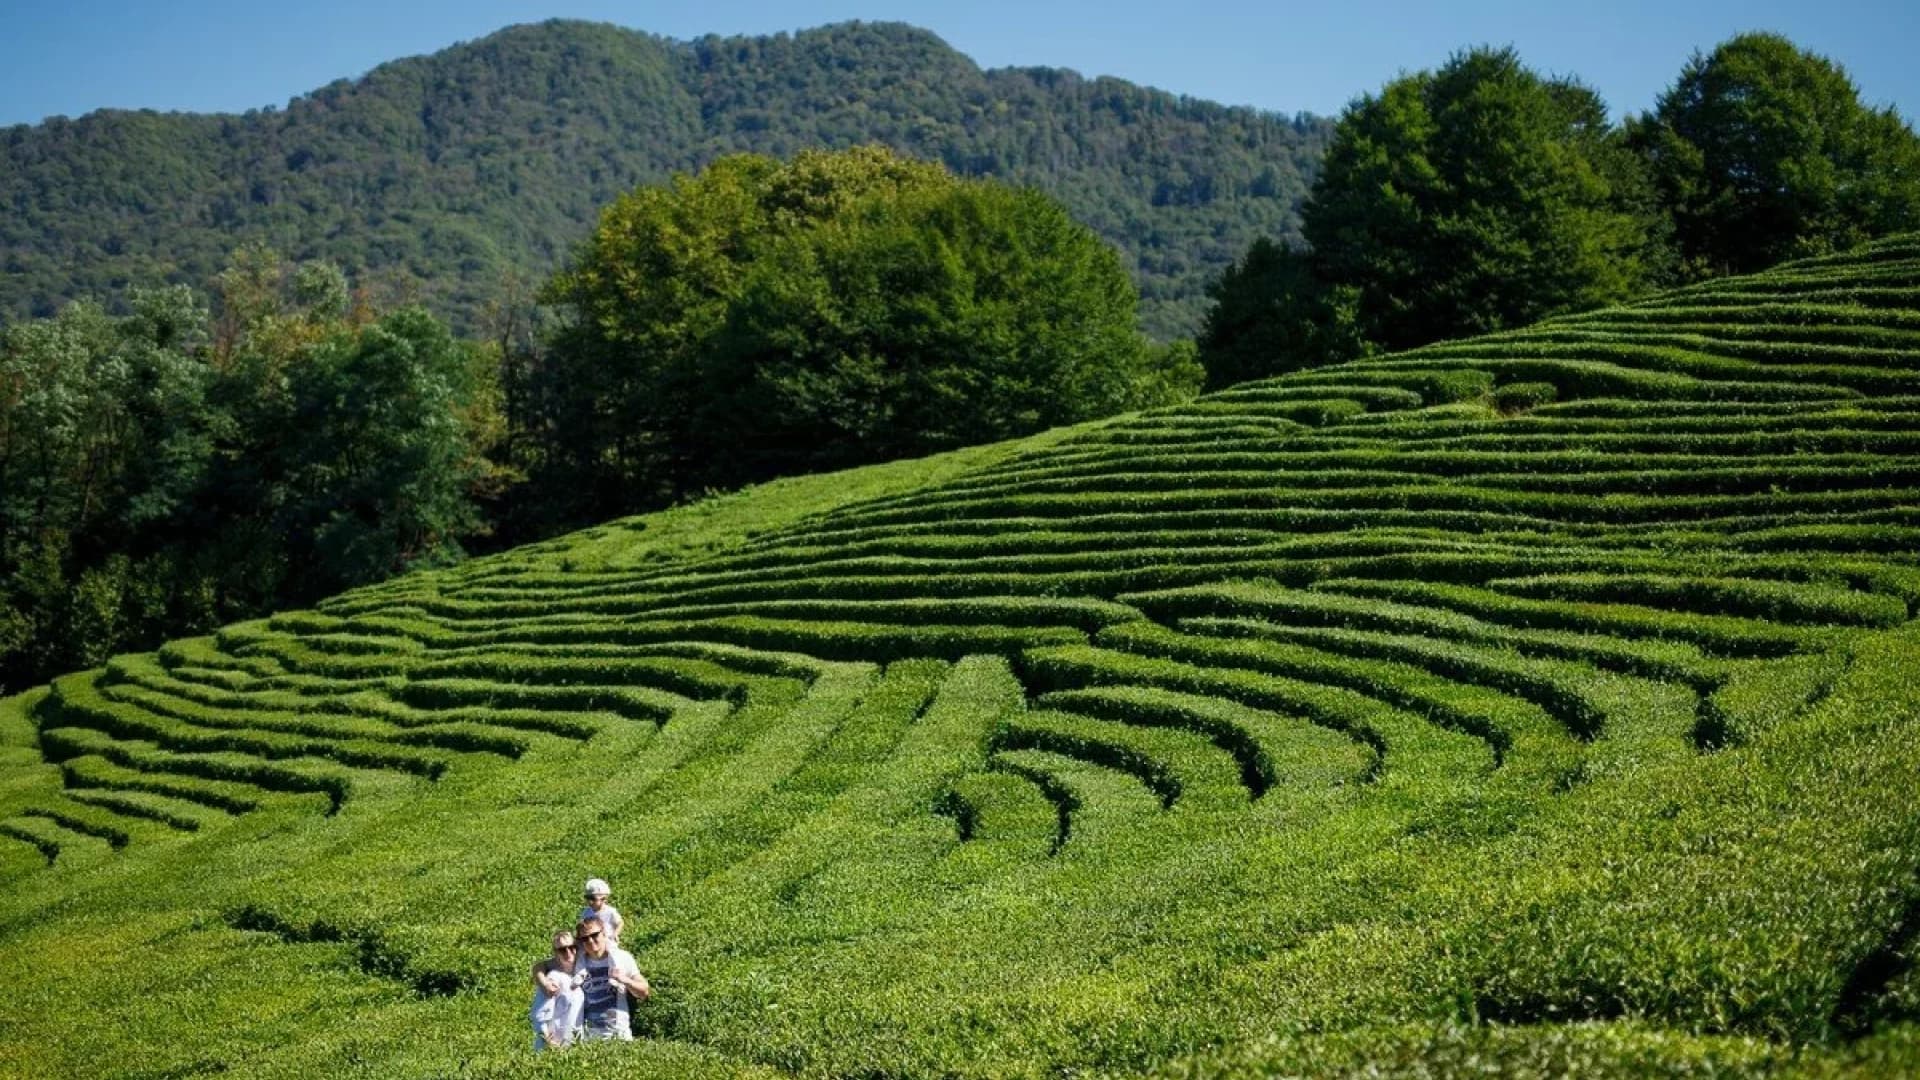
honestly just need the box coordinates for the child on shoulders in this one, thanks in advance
[580,877,625,943]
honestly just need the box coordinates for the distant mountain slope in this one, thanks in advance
[4,237,1920,1076]
[0,19,1331,338]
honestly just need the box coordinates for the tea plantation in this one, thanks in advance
[5,238,1920,1077]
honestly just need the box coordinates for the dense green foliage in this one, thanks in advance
[3,237,1920,1076]
[1195,237,1368,390]
[524,147,1190,526]
[1306,48,1666,351]
[0,249,499,694]
[1198,47,1667,385]
[1198,35,1920,392]
[1,150,1193,688]
[0,20,1331,340]
[1632,32,1920,279]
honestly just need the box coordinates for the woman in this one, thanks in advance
[530,930,584,1050]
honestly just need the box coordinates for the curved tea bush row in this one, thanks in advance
[1125,581,1723,689]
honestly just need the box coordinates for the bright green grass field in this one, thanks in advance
[7,239,1920,1078]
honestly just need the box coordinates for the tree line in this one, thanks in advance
[0,250,503,688]
[1198,33,1920,387]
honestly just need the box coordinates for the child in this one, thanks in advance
[579,877,625,943]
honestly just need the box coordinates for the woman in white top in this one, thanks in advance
[529,930,584,1050]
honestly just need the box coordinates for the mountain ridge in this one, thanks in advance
[2,19,1333,338]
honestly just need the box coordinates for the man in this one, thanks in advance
[575,915,649,1041]
[530,930,583,1051]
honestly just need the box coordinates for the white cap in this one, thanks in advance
[584,877,611,898]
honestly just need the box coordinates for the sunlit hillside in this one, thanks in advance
[5,237,1920,1077]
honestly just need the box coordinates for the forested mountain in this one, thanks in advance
[1,20,1331,338]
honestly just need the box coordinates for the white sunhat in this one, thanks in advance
[583,877,611,898]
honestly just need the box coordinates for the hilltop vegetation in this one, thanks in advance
[0,253,504,695]
[1200,35,1920,386]
[1633,32,1920,279]
[2,237,1920,1076]
[0,149,1188,695]
[529,145,1197,527]
[0,19,1331,340]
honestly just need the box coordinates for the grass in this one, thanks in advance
[4,236,1920,1076]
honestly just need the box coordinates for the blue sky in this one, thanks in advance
[3,0,1917,127]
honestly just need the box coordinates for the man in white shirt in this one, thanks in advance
[574,915,649,1041]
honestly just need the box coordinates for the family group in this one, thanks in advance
[529,877,651,1049]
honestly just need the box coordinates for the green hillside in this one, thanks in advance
[0,20,1329,340]
[5,238,1920,1077]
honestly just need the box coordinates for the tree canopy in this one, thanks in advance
[0,250,498,691]
[1631,32,1920,278]
[1305,47,1666,354]
[1197,47,1667,387]
[1194,46,1686,388]
[526,146,1190,526]
[1194,238,1369,391]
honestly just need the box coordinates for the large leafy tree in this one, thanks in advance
[276,309,487,597]
[1631,32,1920,278]
[0,287,222,678]
[1199,48,1666,386]
[1305,47,1666,354]
[702,182,1151,480]
[533,146,1183,521]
